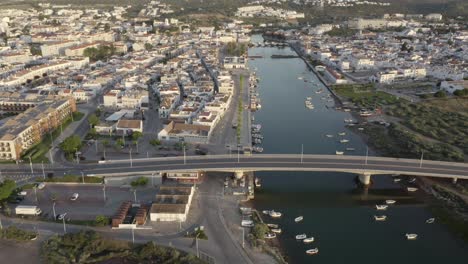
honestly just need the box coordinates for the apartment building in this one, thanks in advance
[0,98,76,160]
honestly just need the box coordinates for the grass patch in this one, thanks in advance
[41,230,204,263]
[237,75,244,144]
[38,174,103,184]
[333,84,400,108]
[0,226,38,241]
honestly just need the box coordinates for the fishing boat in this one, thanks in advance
[335,151,344,155]
[271,228,282,234]
[359,111,372,117]
[426,218,435,224]
[315,89,324,94]
[266,223,279,228]
[374,215,387,221]
[408,178,416,183]
[252,146,264,153]
[340,139,350,143]
[265,233,277,239]
[385,200,396,205]
[376,205,388,210]
[295,216,304,223]
[338,132,346,136]
[269,210,282,218]
[407,187,418,192]
[405,233,418,240]
[346,148,355,151]
[303,237,315,243]
[393,178,401,183]
[343,108,351,112]
[298,76,303,80]
[326,134,334,138]
[296,234,307,240]
[306,248,319,255]
[305,104,315,109]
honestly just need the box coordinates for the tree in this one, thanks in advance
[59,135,82,154]
[0,180,16,201]
[144,43,153,51]
[131,177,148,187]
[131,131,143,141]
[434,91,447,98]
[453,88,468,97]
[252,223,269,240]
[95,215,109,226]
[88,114,99,127]
[116,138,124,147]
[150,139,161,146]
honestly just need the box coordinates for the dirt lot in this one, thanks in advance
[0,239,41,264]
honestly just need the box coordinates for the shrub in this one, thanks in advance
[0,226,37,241]
[131,177,148,187]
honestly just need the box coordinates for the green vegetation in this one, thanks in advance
[226,42,247,57]
[59,135,82,160]
[116,138,125,147]
[359,123,463,161]
[131,131,143,141]
[83,45,116,62]
[434,90,447,98]
[0,226,37,241]
[185,228,208,240]
[333,84,399,108]
[174,142,187,151]
[149,139,161,146]
[237,75,244,143]
[72,112,84,121]
[325,27,358,37]
[94,215,110,227]
[41,230,204,264]
[87,114,99,127]
[386,102,468,155]
[0,179,16,201]
[454,88,468,97]
[251,223,269,240]
[130,177,148,187]
[38,175,103,184]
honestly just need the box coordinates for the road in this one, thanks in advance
[3,154,468,181]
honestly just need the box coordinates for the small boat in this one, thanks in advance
[306,248,319,255]
[255,178,261,188]
[359,111,372,117]
[271,228,282,234]
[267,223,279,228]
[385,200,396,205]
[375,205,388,210]
[338,132,346,136]
[303,237,315,243]
[298,76,303,80]
[343,108,351,112]
[265,233,277,239]
[269,210,282,218]
[407,187,418,192]
[335,151,344,155]
[405,233,418,240]
[296,234,307,240]
[306,96,312,100]
[408,178,416,183]
[393,178,401,183]
[295,216,304,223]
[426,218,435,224]
[346,148,355,151]
[262,210,271,215]
[374,215,387,221]
[326,134,334,138]
[340,139,350,143]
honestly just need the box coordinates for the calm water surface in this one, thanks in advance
[248,35,468,264]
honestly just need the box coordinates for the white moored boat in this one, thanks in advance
[266,223,279,228]
[338,132,346,136]
[335,151,344,155]
[405,233,418,240]
[426,218,435,224]
[393,178,401,183]
[385,200,396,205]
[271,228,282,234]
[269,210,282,218]
[407,187,418,192]
[262,210,271,215]
[374,215,387,221]
[296,234,307,240]
[295,216,304,222]
[326,134,334,138]
[376,205,388,210]
[340,139,350,143]
[303,237,315,243]
[265,233,277,239]
[306,248,319,255]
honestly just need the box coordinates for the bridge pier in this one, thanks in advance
[358,173,372,186]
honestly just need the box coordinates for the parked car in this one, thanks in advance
[70,193,79,201]
[37,183,45,190]
[57,213,67,220]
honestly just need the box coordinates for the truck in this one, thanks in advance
[15,205,42,216]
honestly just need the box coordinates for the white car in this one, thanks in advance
[57,213,67,220]
[70,193,79,201]
[37,183,45,190]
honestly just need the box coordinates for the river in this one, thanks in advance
[247,35,468,264]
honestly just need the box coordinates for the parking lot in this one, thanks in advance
[18,184,158,221]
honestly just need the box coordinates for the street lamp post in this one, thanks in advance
[62,213,67,234]
[241,227,245,248]
[81,171,85,184]
[133,189,137,202]
[196,232,200,258]
[49,149,54,164]
[237,145,240,163]
[28,156,34,174]
[52,202,56,219]
[131,227,135,244]
[129,148,133,168]
[301,144,304,163]
[75,149,79,164]
[183,144,186,165]
[103,185,106,201]
[365,147,369,165]
[34,187,38,203]
[420,151,424,168]
[41,162,46,179]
